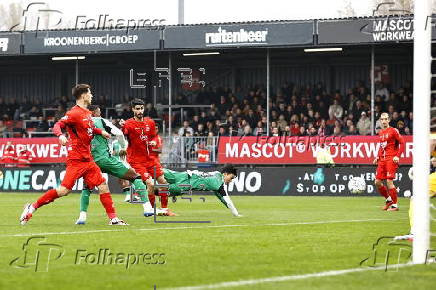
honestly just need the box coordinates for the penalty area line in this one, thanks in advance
[164,263,415,290]
[1,218,399,237]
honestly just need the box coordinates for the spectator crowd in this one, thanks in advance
[0,80,416,138]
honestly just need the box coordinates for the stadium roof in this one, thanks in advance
[0,13,419,32]
[0,14,427,56]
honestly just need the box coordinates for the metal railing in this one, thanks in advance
[0,132,218,165]
[160,136,218,166]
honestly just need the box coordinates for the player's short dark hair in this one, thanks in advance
[221,164,237,176]
[130,98,145,108]
[72,84,91,100]
[88,105,99,112]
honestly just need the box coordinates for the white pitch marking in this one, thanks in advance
[165,263,415,290]
[1,218,398,237]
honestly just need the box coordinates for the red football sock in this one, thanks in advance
[32,189,59,209]
[99,193,117,219]
[148,194,156,207]
[389,187,398,204]
[159,193,168,208]
[377,185,389,199]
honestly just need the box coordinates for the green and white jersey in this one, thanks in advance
[163,168,240,216]
[91,117,126,162]
[186,170,224,192]
[111,139,121,161]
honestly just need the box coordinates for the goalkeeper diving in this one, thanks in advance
[149,164,241,217]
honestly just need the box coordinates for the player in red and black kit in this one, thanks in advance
[374,112,405,211]
[120,99,175,216]
[20,84,127,225]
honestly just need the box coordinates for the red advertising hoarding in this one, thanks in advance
[217,135,413,164]
[0,138,68,164]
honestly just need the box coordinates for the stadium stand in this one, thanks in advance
[0,81,413,138]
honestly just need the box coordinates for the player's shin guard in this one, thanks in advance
[32,189,59,209]
[377,185,389,199]
[389,187,398,205]
[80,189,91,212]
[99,193,117,219]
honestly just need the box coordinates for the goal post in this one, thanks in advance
[412,0,432,264]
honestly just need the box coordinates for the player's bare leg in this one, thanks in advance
[375,179,392,210]
[96,182,128,225]
[20,186,70,225]
[386,179,399,211]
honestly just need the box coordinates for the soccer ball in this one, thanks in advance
[348,177,366,194]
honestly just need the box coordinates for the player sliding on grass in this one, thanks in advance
[75,105,154,225]
[20,84,127,225]
[150,164,241,217]
[374,112,405,211]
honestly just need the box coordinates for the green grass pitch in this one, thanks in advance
[0,193,435,290]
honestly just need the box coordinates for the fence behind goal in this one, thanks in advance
[160,136,218,166]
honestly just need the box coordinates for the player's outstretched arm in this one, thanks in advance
[215,185,241,217]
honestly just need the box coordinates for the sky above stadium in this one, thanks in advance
[2,0,374,28]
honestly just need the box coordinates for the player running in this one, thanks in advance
[75,105,154,225]
[374,112,405,211]
[120,99,175,216]
[150,164,241,217]
[20,84,127,225]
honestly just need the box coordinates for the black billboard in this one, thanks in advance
[164,22,314,49]
[23,29,160,54]
[0,33,21,55]
[0,166,412,197]
[318,16,435,44]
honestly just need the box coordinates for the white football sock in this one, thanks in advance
[79,211,87,220]
[143,202,153,212]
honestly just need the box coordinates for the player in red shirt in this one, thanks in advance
[374,112,405,211]
[147,124,170,210]
[20,84,127,225]
[1,141,17,167]
[17,146,33,167]
[120,99,175,216]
